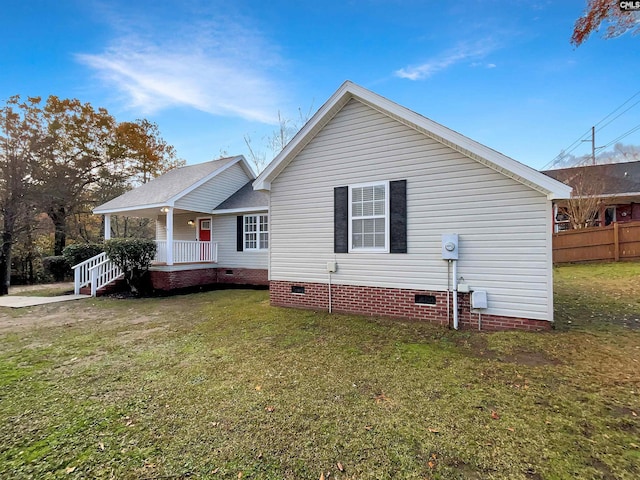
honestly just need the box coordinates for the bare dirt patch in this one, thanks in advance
[0,301,160,334]
[8,282,73,294]
[458,333,561,367]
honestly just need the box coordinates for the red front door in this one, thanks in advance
[199,219,211,261]
[199,219,211,241]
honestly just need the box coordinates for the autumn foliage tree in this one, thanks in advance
[0,95,181,294]
[572,0,640,46]
[0,97,43,294]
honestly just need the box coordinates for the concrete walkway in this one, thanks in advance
[0,294,91,308]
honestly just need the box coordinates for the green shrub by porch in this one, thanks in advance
[62,243,105,267]
[104,239,156,295]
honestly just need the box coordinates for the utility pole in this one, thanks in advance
[581,126,597,165]
[591,126,595,165]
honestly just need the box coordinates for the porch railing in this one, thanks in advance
[154,240,218,264]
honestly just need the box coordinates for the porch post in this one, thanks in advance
[166,207,174,265]
[104,214,111,240]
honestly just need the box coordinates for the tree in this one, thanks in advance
[32,100,184,255]
[33,96,118,255]
[0,94,181,294]
[244,106,314,173]
[0,96,42,295]
[104,119,185,240]
[572,0,640,46]
[557,167,607,229]
[115,119,184,185]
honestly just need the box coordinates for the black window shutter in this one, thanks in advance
[389,180,407,253]
[334,186,349,253]
[236,216,244,252]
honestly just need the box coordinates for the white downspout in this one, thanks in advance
[452,259,459,330]
[447,260,451,327]
[328,271,332,313]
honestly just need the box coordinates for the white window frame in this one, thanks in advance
[348,181,390,253]
[244,214,269,251]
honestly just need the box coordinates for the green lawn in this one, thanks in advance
[1,263,639,479]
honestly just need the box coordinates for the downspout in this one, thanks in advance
[328,271,332,313]
[447,260,451,327]
[452,259,459,330]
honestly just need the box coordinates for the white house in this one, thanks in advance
[253,81,572,331]
[90,155,269,292]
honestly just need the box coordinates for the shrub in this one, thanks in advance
[104,238,156,295]
[42,256,71,282]
[62,243,105,267]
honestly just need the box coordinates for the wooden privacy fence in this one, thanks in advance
[553,221,640,263]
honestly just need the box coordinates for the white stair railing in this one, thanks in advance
[72,252,123,296]
[73,252,107,294]
[89,258,123,297]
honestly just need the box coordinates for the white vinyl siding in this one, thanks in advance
[175,163,250,213]
[269,98,554,321]
[156,213,198,241]
[211,214,268,269]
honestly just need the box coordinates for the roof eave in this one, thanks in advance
[93,201,172,215]
[212,206,269,215]
[253,81,573,199]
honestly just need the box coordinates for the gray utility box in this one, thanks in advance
[471,290,488,309]
[441,233,459,260]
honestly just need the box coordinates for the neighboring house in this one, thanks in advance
[253,81,572,331]
[92,155,269,291]
[542,161,640,232]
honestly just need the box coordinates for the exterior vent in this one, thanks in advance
[415,294,436,305]
[291,285,305,294]
[225,269,233,275]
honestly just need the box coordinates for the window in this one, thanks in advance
[244,214,268,250]
[349,182,388,251]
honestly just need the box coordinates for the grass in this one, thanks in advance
[0,264,639,479]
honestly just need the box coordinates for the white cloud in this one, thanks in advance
[395,41,497,80]
[76,16,284,124]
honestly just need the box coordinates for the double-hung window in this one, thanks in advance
[349,182,389,252]
[244,214,269,250]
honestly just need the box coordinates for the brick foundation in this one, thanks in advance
[217,267,269,286]
[270,280,552,332]
[150,268,268,291]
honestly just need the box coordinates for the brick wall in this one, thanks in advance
[150,268,219,291]
[270,280,551,332]
[150,268,268,291]
[217,268,269,286]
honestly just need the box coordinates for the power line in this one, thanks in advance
[594,89,640,130]
[547,88,640,168]
[596,97,640,132]
[598,122,640,151]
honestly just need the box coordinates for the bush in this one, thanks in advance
[104,238,156,295]
[42,256,71,282]
[62,243,105,267]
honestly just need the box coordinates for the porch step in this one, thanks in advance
[79,277,126,297]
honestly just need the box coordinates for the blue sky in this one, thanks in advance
[2,0,639,171]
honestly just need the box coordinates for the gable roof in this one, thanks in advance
[542,161,640,197]
[213,181,269,213]
[253,81,572,200]
[94,156,254,214]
